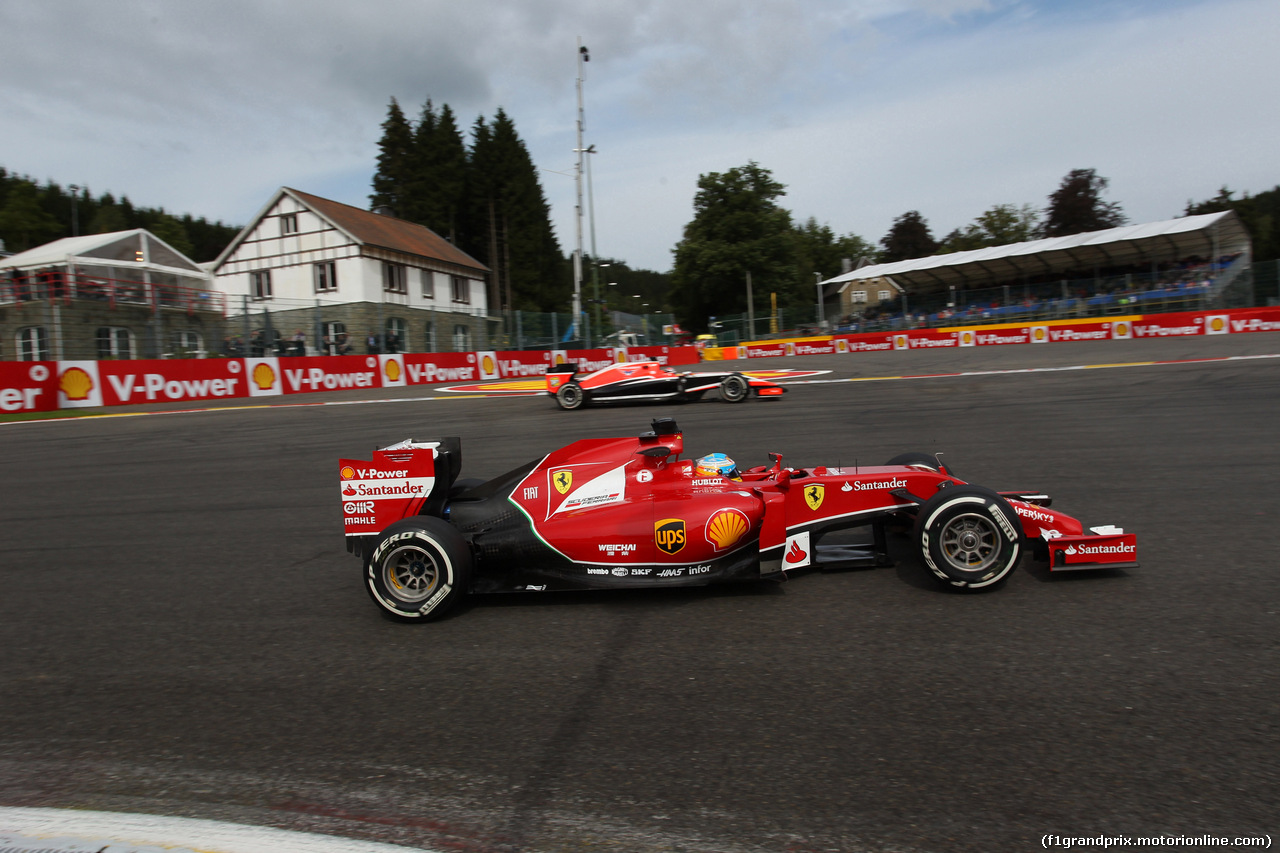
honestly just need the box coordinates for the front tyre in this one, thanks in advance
[719,374,749,403]
[366,517,472,621]
[555,382,585,410]
[915,486,1022,589]
[886,451,958,479]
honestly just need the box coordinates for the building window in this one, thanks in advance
[384,317,406,353]
[280,213,298,235]
[383,262,407,294]
[451,275,470,304]
[452,324,471,352]
[314,261,337,293]
[424,320,437,353]
[250,270,272,300]
[421,270,435,299]
[17,327,48,361]
[97,327,135,360]
[851,290,867,303]
[172,330,203,357]
[878,290,891,302]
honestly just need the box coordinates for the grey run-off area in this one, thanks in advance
[2,334,1277,853]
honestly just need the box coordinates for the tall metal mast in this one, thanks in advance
[572,39,589,344]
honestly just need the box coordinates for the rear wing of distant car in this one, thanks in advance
[545,362,579,395]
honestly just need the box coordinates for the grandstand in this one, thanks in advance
[821,211,1251,330]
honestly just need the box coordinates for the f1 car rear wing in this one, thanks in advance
[340,437,461,539]
[545,362,579,395]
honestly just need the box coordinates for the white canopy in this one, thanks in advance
[821,210,1250,293]
[0,229,209,287]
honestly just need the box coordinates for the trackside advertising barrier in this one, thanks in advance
[0,362,59,413]
[3,308,1278,416]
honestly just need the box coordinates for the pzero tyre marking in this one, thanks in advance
[366,518,471,621]
[916,487,1022,589]
[556,382,585,410]
[720,374,749,403]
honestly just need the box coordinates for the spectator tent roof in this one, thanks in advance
[0,229,210,289]
[820,210,1250,294]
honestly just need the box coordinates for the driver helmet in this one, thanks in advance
[695,452,741,481]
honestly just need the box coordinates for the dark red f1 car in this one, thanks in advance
[544,360,785,409]
[340,419,1138,621]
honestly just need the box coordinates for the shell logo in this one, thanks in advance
[1113,322,1129,338]
[1033,327,1047,342]
[481,354,496,375]
[252,362,277,391]
[894,335,908,349]
[340,466,356,480]
[706,509,750,551]
[385,360,402,383]
[1209,316,1226,333]
[960,331,975,346]
[59,367,94,401]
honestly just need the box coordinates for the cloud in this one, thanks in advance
[2,0,1276,273]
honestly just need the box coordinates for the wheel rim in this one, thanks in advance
[383,543,441,602]
[939,512,1000,573]
[560,385,581,407]
[724,377,746,400]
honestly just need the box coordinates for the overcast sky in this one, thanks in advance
[4,0,1277,272]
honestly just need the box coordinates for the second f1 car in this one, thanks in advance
[340,419,1138,622]
[544,360,786,409]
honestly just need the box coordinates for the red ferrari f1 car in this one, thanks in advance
[340,419,1138,621]
[544,360,785,409]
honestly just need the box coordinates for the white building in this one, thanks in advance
[212,188,491,353]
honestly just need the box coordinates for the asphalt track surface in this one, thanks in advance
[2,335,1278,853]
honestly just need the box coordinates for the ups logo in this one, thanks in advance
[655,518,686,555]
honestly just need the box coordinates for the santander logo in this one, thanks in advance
[785,539,808,563]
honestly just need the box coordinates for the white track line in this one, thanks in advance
[0,806,435,853]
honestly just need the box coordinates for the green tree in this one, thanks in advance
[669,162,795,330]
[938,203,1041,253]
[424,103,469,245]
[1186,185,1280,263]
[466,109,566,313]
[369,98,415,218]
[144,213,195,257]
[0,179,62,252]
[879,210,938,263]
[791,218,875,320]
[792,217,876,278]
[1043,168,1125,237]
[88,194,130,235]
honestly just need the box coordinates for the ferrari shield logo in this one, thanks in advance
[804,484,825,511]
[655,518,686,555]
[552,469,573,494]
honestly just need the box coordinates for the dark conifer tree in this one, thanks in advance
[369,98,415,218]
[1042,168,1125,237]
